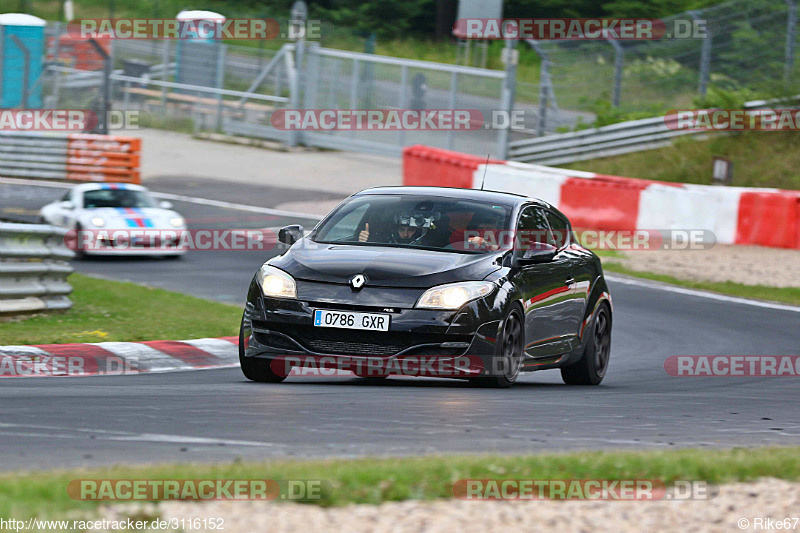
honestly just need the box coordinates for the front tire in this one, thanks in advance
[471,308,524,388]
[239,314,286,383]
[561,303,611,385]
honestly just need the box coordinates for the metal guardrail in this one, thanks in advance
[0,223,75,314]
[508,97,800,165]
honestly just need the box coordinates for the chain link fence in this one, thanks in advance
[529,0,800,131]
[25,0,800,156]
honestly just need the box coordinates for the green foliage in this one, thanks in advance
[589,99,666,127]
[692,86,755,109]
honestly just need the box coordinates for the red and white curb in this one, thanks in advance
[0,337,238,377]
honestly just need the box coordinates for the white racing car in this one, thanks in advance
[39,183,188,258]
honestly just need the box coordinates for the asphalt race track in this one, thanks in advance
[1,179,798,471]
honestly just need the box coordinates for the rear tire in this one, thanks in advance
[561,303,611,385]
[239,314,286,383]
[471,308,524,389]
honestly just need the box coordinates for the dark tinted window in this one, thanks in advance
[313,194,513,253]
[544,210,570,248]
[82,189,155,209]
[516,207,552,250]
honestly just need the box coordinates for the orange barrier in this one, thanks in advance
[65,134,141,184]
[403,145,502,189]
[736,192,800,249]
[48,34,111,71]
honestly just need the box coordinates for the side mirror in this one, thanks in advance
[278,224,304,246]
[59,201,75,210]
[513,242,557,266]
[159,200,173,209]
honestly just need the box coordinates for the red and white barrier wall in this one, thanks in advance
[403,145,800,249]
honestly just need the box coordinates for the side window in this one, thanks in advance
[544,210,570,249]
[516,206,552,251]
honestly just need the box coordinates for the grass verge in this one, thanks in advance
[601,262,800,307]
[2,447,799,519]
[0,273,241,345]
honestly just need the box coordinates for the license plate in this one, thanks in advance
[313,309,390,331]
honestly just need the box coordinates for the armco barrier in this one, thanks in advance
[0,132,141,183]
[402,145,800,249]
[0,223,75,314]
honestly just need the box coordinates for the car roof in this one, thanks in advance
[354,186,552,208]
[71,183,147,193]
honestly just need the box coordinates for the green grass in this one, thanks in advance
[566,132,800,190]
[601,262,800,306]
[2,447,799,520]
[0,273,241,345]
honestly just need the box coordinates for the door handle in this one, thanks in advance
[565,277,575,287]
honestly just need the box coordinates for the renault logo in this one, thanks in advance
[350,274,366,290]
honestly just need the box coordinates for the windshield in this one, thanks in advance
[313,194,513,253]
[82,189,156,209]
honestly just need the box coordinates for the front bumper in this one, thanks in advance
[241,277,504,378]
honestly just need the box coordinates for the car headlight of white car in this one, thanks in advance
[257,264,297,299]
[416,281,495,310]
[90,217,106,227]
[169,217,185,227]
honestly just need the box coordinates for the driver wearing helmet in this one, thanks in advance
[358,210,433,245]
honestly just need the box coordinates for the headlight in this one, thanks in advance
[416,281,495,310]
[90,217,106,227]
[257,264,297,299]
[169,217,184,227]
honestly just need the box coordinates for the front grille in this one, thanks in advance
[253,320,469,356]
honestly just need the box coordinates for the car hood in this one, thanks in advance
[270,241,501,288]
[78,207,182,229]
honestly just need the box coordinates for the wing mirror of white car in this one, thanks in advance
[59,201,75,210]
[159,200,173,209]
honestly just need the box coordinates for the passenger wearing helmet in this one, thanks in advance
[466,210,505,251]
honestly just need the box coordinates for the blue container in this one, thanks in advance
[0,13,46,108]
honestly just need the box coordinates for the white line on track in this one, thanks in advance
[4,177,798,312]
[606,274,800,313]
[152,191,324,221]
[0,177,323,220]
[0,422,276,447]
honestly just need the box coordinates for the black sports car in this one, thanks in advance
[239,186,612,388]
